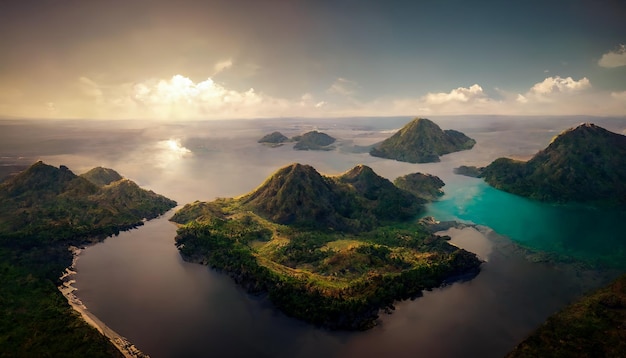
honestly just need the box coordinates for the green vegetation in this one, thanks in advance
[258,131,289,145]
[507,274,626,358]
[394,172,444,201]
[0,162,176,356]
[293,131,336,150]
[453,165,482,178]
[172,163,481,330]
[370,118,475,163]
[479,123,626,207]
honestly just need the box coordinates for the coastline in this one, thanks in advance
[58,246,150,358]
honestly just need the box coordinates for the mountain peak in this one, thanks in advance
[482,123,626,206]
[370,117,475,163]
[81,167,123,187]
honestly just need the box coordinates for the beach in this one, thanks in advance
[58,246,149,358]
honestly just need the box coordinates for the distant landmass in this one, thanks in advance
[507,273,626,357]
[293,130,336,150]
[394,172,445,201]
[171,163,481,330]
[258,131,289,146]
[0,162,176,357]
[459,123,626,207]
[370,118,475,163]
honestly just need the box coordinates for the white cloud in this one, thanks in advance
[527,76,590,96]
[327,77,358,96]
[423,84,486,104]
[598,44,626,68]
[213,59,233,75]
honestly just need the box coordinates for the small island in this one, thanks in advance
[0,162,176,357]
[293,130,336,150]
[171,163,481,330]
[458,123,626,207]
[394,172,445,201]
[258,131,289,147]
[370,117,475,163]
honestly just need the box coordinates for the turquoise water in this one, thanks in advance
[425,177,626,268]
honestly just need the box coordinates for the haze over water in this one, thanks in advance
[2,116,625,357]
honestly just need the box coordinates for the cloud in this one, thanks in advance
[517,76,591,104]
[423,84,486,104]
[213,59,233,75]
[527,76,590,95]
[598,44,626,68]
[611,91,626,101]
[327,77,358,96]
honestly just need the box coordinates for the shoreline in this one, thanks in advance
[58,246,150,358]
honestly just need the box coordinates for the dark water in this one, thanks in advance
[2,116,625,357]
[74,212,607,358]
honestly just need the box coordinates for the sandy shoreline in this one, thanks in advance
[58,246,149,358]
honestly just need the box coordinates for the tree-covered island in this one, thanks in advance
[171,163,481,330]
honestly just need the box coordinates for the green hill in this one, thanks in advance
[171,163,481,330]
[370,118,475,163]
[507,274,626,358]
[394,172,445,201]
[80,167,123,187]
[480,123,626,206]
[240,163,421,232]
[0,161,176,357]
[293,131,336,150]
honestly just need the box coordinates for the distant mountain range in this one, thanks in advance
[370,118,475,163]
[470,123,626,207]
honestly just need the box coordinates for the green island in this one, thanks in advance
[171,163,481,330]
[258,131,289,146]
[370,117,475,163]
[457,123,626,207]
[0,162,176,357]
[293,130,336,150]
[507,274,626,357]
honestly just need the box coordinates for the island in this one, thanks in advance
[370,117,476,163]
[258,131,289,146]
[507,273,626,357]
[293,130,336,150]
[0,162,177,357]
[171,163,481,330]
[457,123,626,207]
[394,172,445,201]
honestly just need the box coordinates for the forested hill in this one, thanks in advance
[240,163,421,232]
[370,117,475,163]
[0,161,176,241]
[480,123,626,207]
[0,161,176,357]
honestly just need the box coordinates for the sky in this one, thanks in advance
[0,0,625,120]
